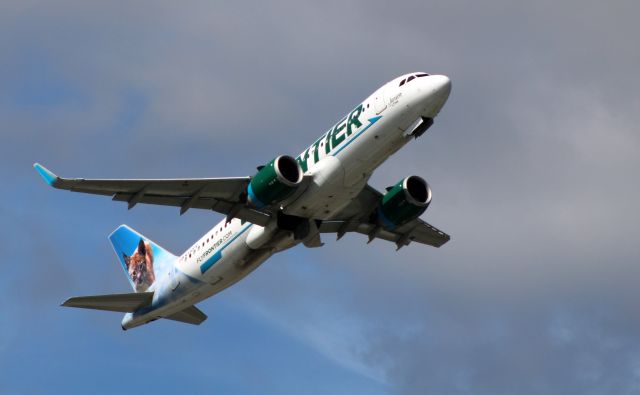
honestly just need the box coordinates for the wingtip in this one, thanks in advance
[33,163,59,186]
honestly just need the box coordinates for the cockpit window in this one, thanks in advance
[400,74,430,87]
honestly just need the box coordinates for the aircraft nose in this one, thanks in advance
[430,74,451,102]
[413,74,451,118]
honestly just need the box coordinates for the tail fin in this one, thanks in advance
[109,225,176,292]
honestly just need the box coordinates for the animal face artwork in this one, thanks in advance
[123,239,155,292]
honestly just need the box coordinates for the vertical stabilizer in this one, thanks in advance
[109,225,176,292]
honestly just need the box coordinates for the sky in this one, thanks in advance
[1,0,639,393]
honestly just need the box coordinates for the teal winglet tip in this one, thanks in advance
[33,163,58,186]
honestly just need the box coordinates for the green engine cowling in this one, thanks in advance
[378,176,432,229]
[247,155,303,208]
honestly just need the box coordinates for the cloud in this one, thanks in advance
[1,0,640,393]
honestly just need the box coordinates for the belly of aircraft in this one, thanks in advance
[285,115,413,219]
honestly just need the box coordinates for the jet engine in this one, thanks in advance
[378,175,432,229]
[247,155,303,208]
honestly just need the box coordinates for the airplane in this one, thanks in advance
[34,72,452,330]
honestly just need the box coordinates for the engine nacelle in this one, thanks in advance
[247,155,303,208]
[378,175,432,229]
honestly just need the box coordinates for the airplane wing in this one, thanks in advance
[319,184,450,249]
[34,164,449,248]
[33,163,271,226]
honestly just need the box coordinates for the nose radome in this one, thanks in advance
[431,74,451,99]
[413,74,451,118]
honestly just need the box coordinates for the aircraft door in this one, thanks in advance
[374,86,387,114]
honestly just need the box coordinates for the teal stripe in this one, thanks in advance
[247,183,266,209]
[199,251,222,273]
[333,116,382,156]
[199,224,252,274]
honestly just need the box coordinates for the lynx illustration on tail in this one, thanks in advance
[123,239,155,292]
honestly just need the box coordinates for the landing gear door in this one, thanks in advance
[374,86,387,114]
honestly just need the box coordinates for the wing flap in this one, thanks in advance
[61,292,154,313]
[110,193,270,225]
[320,219,449,248]
[56,177,249,201]
[396,219,450,248]
[164,305,207,325]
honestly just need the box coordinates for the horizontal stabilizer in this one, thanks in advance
[164,305,207,325]
[61,292,154,312]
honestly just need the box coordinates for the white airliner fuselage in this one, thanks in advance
[35,73,451,329]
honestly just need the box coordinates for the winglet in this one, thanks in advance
[33,163,60,187]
